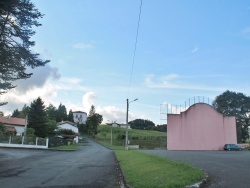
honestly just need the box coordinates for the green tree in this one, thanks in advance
[12,109,20,117]
[129,119,155,130]
[19,104,29,118]
[0,122,5,134]
[46,120,57,137]
[25,128,35,137]
[27,97,47,137]
[46,104,57,121]
[67,109,74,122]
[212,90,250,143]
[57,128,76,135]
[89,105,96,117]
[56,103,67,122]
[86,114,103,135]
[86,105,103,135]
[0,0,49,106]
[0,111,3,116]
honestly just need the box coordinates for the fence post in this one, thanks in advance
[46,138,49,148]
[22,136,24,145]
[36,137,38,146]
[9,136,11,144]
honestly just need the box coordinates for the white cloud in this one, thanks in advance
[82,92,96,112]
[144,74,228,91]
[73,42,93,50]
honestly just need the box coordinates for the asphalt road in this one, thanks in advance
[0,138,122,188]
[140,149,250,188]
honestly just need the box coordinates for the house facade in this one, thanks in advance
[57,121,79,143]
[73,111,87,124]
[167,103,237,150]
[0,116,26,136]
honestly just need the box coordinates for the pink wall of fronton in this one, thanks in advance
[167,103,237,150]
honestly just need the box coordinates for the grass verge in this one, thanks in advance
[116,150,205,188]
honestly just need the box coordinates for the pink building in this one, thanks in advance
[167,103,237,150]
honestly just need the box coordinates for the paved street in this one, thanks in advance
[140,150,250,188]
[0,138,121,188]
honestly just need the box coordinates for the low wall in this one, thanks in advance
[0,136,49,149]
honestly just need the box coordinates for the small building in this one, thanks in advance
[167,103,237,150]
[57,121,79,143]
[106,123,131,129]
[0,116,26,136]
[73,111,87,124]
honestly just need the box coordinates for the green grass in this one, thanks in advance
[52,143,81,150]
[97,125,167,148]
[116,150,205,188]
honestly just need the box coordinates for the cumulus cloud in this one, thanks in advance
[14,65,60,94]
[82,92,96,112]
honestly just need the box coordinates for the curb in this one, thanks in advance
[185,173,208,188]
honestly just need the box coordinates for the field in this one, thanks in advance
[96,125,167,149]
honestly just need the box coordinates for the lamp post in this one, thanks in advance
[125,98,138,150]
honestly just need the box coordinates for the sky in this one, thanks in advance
[1,0,250,125]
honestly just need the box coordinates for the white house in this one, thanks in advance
[106,123,131,129]
[0,116,26,136]
[73,111,87,124]
[57,121,79,143]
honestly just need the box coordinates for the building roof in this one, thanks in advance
[0,116,25,126]
[73,111,87,114]
[57,121,78,128]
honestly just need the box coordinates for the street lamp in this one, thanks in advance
[125,98,138,150]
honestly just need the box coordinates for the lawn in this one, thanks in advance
[116,150,205,188]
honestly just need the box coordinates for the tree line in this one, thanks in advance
[8,97,103,138]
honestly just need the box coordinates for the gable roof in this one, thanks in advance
[0,116,25,126]
[57,121,78,128]
[73,111,87,114]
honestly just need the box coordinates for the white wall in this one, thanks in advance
[4,124,24,136]
[73,112,87,124]
[58,123,79,133]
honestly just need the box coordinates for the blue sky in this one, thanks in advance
[1,0,250,125]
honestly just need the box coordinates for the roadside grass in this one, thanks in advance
[116,150,205,188]
[92,138,205,188]
[51,143,81,150]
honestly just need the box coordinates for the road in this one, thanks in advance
[140,149,250,188]
[0,138,122,188]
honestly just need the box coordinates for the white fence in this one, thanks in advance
[0,136,49,149]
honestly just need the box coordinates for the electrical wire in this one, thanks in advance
[127,0,142,98]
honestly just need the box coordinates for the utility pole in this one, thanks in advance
[125,98,138,150]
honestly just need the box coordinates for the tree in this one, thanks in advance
[19,104,29,118]
[12,109,20,117]
[67,109,74,122]
[46,120,57,137]
[27,97,47,137]
[129,119,155,130]
[25,128,35,137]
[89,105,96,117]
[0,0,49,106]
[56,103,67,122]
[212,90,250,143]
[46,104,57,121]
[86,105,103,135]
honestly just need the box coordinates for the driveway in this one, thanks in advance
[140,150,250,188]
[0,138,121,188]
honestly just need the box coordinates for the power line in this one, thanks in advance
[127,0,142,98]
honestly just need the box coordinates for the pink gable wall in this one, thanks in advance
[167,103,237,150]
